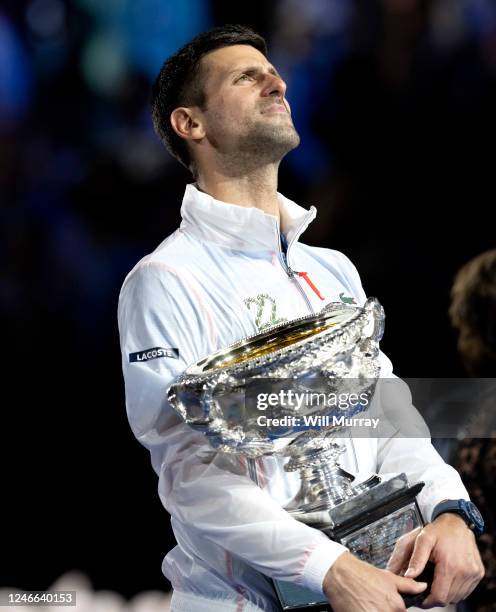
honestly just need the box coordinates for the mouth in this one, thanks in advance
[262,102,289,115]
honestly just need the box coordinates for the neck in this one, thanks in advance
[196,163,280,219]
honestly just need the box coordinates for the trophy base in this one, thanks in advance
[273,474,427,611]
[273,563,434,611]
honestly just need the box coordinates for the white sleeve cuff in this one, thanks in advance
[422,487,470,522]
[299,538,349,596]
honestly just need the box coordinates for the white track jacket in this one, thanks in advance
[118,183,469,612]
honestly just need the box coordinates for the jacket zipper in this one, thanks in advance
[275,219,315,314]
[250,217,317,488]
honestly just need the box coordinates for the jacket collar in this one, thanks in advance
[179,183,316,253]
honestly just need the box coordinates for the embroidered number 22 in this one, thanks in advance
[244,293,287,331]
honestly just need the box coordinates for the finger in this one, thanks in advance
[445,561,480,605]
[389,593,408,612]
[444,574,469,605]
[420,562,454,608]
[460,573,484,601]
[448,559,485,603]
[421,583,453,609]
[452,575,478,604]
[404,530,435,578]
[386,528,420,574]
[394,575,428,595]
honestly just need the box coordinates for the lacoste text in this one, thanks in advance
[129,347,179,362]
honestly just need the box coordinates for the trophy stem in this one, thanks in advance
[285,438,365,512]
[298,463,357,509]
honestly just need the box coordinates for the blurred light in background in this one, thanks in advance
[271,0,353,178]
[24,0,69,78]
[26,0,66,38]
[0,14,33,129]
[81,31,127,96]
[76,0,212,80]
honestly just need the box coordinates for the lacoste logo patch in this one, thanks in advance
[129,347,179,363]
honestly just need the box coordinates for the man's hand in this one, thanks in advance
[323,551,427,612]
[386,513,485,607]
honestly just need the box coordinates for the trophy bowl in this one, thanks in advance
[168,297,384,457]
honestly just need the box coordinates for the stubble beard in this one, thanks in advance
[208,112,301,174]
[234,117,301,165]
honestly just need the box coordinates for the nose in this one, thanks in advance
[261,72,287,100]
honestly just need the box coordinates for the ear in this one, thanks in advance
[170,107,205,142]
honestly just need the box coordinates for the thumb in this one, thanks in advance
[403,532,433,578]
[394,575,428,595]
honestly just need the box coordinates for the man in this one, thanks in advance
[118,25,484,612]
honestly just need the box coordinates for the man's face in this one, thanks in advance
[197,44,300,162]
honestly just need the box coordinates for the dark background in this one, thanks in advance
[1,0,495,599]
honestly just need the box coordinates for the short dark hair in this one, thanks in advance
[151,24,267,173]
[449,249,496,375]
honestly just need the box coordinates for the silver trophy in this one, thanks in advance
[168,298,429,611]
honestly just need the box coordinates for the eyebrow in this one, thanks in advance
[228,65,282,80]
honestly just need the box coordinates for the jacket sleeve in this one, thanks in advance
[117,262,347,596]
[373,373,470,522]
[336,251,470,521]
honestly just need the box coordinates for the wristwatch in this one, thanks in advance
[431,499,485,538]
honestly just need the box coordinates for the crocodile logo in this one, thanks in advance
[339,292,356,305]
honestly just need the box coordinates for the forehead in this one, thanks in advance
[201,44,272,83]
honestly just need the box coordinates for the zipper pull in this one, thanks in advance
[297,271,325,301]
